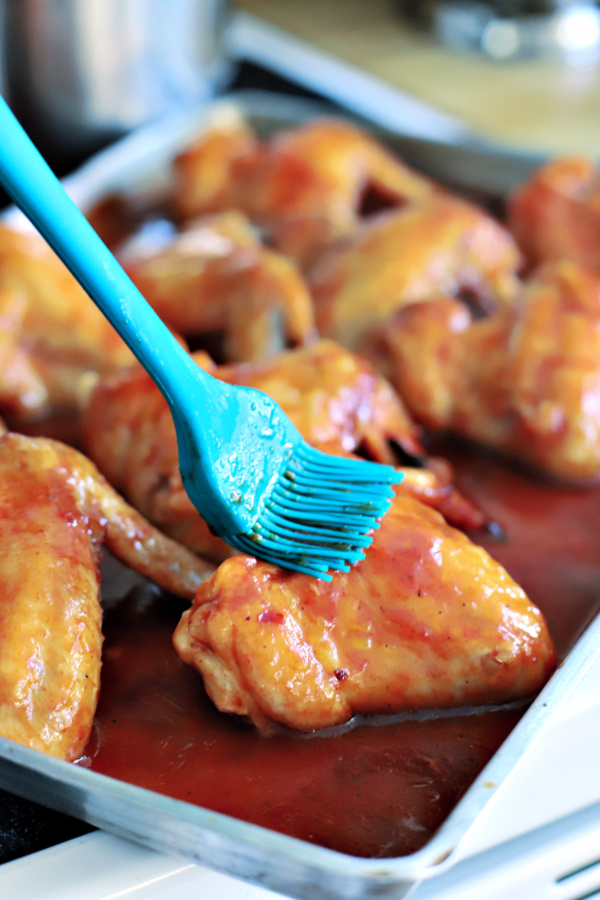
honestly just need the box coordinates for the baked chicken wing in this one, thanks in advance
[173,490,556,731]
[81,340,427,561]
[311,197,521,351]
[508,157,600,271]
[173,115,435,268]
[0,424,212,761]
[0,224,133,423]
[119,211,315,362]
[171,111,261,221]
[82,339,485,563]
[375,261,600,480]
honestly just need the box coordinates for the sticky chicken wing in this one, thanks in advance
[81,340,427,562]
[311,197,522,351]
[508,157,600,271]
[173,490,556,731]
[120,211,315,362]
[0,424,212,761]
[376,261,600,480]
[0,224,133,422]
[82,338,485,564]
[173,116,435,268]
[171,112,261,221]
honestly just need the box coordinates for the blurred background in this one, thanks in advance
[230,0,600,157]
[1,0,599,179]
[1,0,233,173]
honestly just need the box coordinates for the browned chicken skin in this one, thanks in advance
[82,340,430,562]
[215,339,422,463]
[120,211,315,362]
[0,225,133,422]
[173,490,556,731]
[172,113,262,221]
[0,424,212,761]
[82,338,482,561]
[376,261,600,480]
[508,157,600,272]
[173,116,435,268]
[311,197,521,351]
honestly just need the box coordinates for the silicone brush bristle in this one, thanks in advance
[228,442,403,579]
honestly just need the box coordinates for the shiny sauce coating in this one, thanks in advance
[81,445,600,858]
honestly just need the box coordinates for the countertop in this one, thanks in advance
[234,0,600,158]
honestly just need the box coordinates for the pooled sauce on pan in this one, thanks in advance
[81,445,600,858]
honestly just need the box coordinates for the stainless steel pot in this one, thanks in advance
[4,0,233,158]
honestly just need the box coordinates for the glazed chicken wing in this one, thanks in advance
[82,339,485,563]
[120,211,315,361]
[508,157,600,271]
[376,261,600,480]
[171,112,262,221]
[311,197,521,351]
[173,490,556,731]
[0,424,212,761]
[215,339,422,462]
[81,340,427,562]
[0,224,133,422]
[173,116,435,268]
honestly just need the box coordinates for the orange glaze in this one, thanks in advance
[82,445,600,858]
[0,428,210,763]
[441,439,600,656]
[173,493,554,731]
[85,584,521,858]
[0,450,103,761]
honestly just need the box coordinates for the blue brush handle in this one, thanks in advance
[0,96,212,417]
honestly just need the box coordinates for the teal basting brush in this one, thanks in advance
[0,98,402,580]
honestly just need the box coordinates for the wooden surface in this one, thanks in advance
[234,0,600,157]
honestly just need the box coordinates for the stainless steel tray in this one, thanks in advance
[1,90,599,900]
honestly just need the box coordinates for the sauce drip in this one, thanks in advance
[82,444,600,858]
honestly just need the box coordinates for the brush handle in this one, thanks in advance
[0,97,212,416]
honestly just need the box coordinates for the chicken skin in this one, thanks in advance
[508,157,600,272]
[0,424,212,761]
[173,490,556,731]
[376,261,600,480]
[81,340,430,563]
[311,197,521,351]
[0,224,133,422]
[172,116,435,268]
[171,112,261,222]
[119,211,315,362]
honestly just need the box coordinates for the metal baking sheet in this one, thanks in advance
[1,90,599,900]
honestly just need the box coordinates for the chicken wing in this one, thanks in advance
[173,490,556,731]
[375,261,600,480]
[171,112,262,221]
[119,211,315,362]
[0,424,212,761]
[508,157,600,271]
[83,340,482,564]
[0,224,133,422]
[173,116,435,268]
[311,197,521,351]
